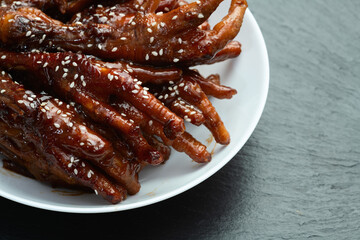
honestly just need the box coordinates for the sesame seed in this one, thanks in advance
[112,47,118,52]
[82,162,85,167]
[174,102,179,107]
[82,81,86,87]
[80,142,84,146]
[40,108,46,113]
[150,37,154,43]
[44,106,50,111]
[151,22,157,26]
[121,113,126,117]
[190,111,196,115]
[74,74,78,79]
[54,123,60,128]
[56,110,61,114]
[179,83,185,87]
[127,67,133,73]
[18,100,24,104]
[152,51,158,56]
[178,49,184,53]
[87,44,93,47]
[68,163,72,168]
[80,75,84,81]
[134,84,140,89]
[25,31,31,37]
[160,22,165,27]
[172,15,178,20]
[159,49,163,55]
[55,66,59,71]
[147,28,152,33]
[145,54,149,60]
[158,95,163,99]
[196,0,201,3]
[28,97,34,101]
[131,21,136,26]
[72,62,78,67]
[184,116,191,122]
[185,109,190,113]
[120,37,127,40]
[1,89,6,93]
[168,87,173,91]
[98,44,102,49]
[62,73,68,78]
[164,7,169,11]
[65,56,70,60]
[132,90,139,94]
[173,58,179,62]
[198,13,204,18]
[94,190,98,195]
[184,86,188,91]
[63,68,68,72]
[1,56,6,59]
[43,62,48,67]
[69,82,75,88]
[129,119,134,123]
[68,122,74,127]
[74,169,78,175]
[178,38,183,44]
[164,94,168,99]
[169,81,174,84]
[170,92,176,97]
[108,73,114,81]
[148,120,153,126]
[156,11,163,15]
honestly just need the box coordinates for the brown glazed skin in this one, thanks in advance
[0,73,143,203]
[0,0,247,66]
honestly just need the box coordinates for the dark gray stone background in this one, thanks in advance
[1,0,359,239]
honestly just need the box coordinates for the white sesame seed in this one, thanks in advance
[1,56,6,59]
[55,66,59,71]
[147,28,152,33]
[158,95,163,99]
[94,190,98,195]
[178,38,183,44]
[40,108,46,113]
[184,86,188,91]
[18,100,24,104]
[65,56,70,60]
[82,81,86,87]
[121,113,126,117]
[132,90,139,94]
[25,31,31,37]
[56,110,61,114]
[172,15,178,20]
[63,68,68,72]
[179,83,185,87]
[129,119,134,123]
[82,162,85,167]
[108,73,114,81]
[72,62,78,67]
[184,116,191,122]
[74,169,78,175]
[168,87,173,91]
[173,58,179,63]
[74,74,78,79]
[185,109,190,113]
[120,37,127,40]
[196,0,201,4]
[190,111,196,115]
[164,94,168,99]
[143,95,149,99]
[68,163,72,168]
[178,49,184,53]
[27,97,34,101]
[54,123,60,128]
[131,21,136,26]
[151,22,157,26]
[159,49,163,55]
[134,84,140,89]
[80,142,84,146]
[148,120,153,126]
[68,122,74,127]
[198,13,204,18]
[87,44,93,47]
[169,81,174,84]
[164,7,170,11]
[156,11,163,15]
[44,106,50,111]
[150,37,154,43]
[62,73,68,78]
[80,75,84,81]
[43,62,48,67]
[174,102,179,107]
[145,54,149,60]
[160,22,165,27]
[127,67,133,73]
[152,51,158,56]
[112,47,118,52]
[69,82,75,88]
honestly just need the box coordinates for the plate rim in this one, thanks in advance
[0,8,269,213]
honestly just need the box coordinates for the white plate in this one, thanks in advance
[0,4,269,213]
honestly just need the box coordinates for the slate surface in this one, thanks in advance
[1,1,359,239]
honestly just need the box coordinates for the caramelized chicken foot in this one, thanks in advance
[0,0,247,66]
[0,72,143,203]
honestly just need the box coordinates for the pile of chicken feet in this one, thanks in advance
[0,0,247,203]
